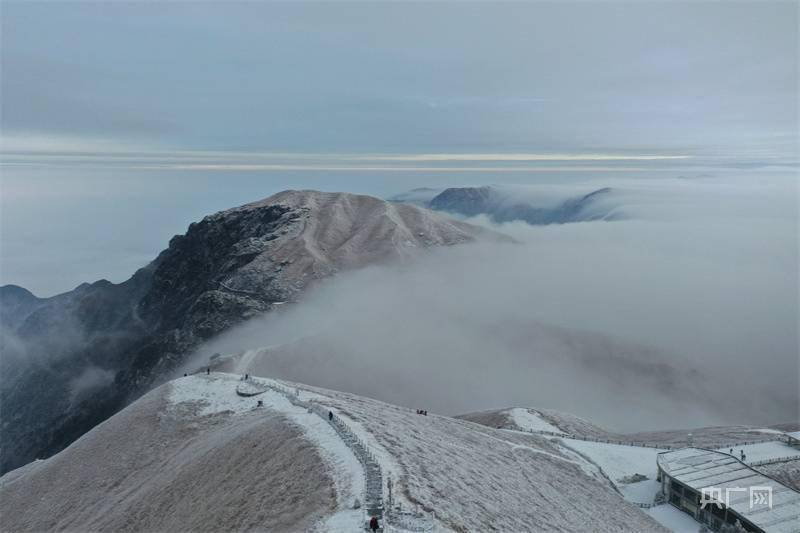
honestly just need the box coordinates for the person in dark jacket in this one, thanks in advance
[369,516,379,532]
[328,411,333,421]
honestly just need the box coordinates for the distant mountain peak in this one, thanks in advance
[393,184,624,225]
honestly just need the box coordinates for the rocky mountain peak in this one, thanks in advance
[0,190,506,474]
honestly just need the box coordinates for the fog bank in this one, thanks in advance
[187,176,798,432]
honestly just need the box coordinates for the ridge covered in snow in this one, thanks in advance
[2,373,669,532]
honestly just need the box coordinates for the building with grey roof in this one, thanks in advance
[657,448,800,533]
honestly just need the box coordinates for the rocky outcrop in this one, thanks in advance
[0,190,505,474]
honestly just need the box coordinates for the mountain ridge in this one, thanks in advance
[0,190,505,474]
[0,373,670,533]
[391,184,622,225]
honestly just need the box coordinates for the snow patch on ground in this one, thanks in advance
[715,440,800,463]
[620,479,661,503]
[647,504,701,533]
[560,439,663,483]
[169,374,262,415]
[558,439,665,505]
[509,408,566,434]
[749,428,788,435]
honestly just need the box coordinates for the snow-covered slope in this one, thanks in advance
[758,460,800,492]
[455,407,800,530]
[1,373,667,532]
[461,407,791,448]
[0,375,339,532]
[508,407,566,434]
[256,376,669,532]
[456,408,668,507]
[557,439,665,506]
[458,406,611,438]
[226,190,511,288]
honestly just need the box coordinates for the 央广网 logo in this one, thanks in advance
[700,486,773,510]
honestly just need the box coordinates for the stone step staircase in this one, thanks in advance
[247,377,435,531]
[256,380,385,530]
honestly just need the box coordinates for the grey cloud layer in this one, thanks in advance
[1,2,796,156]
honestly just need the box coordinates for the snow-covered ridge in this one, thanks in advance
[2,372,672,532]
[170,374,366,532]
[237,375,668,532]
[6,372,796,533]
[508,407,567,434]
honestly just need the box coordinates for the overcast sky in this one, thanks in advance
[2,1,797,156]
[1,1,798,294]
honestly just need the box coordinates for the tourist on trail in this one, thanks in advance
[207,368,210,375]
[729,448,733,455]
[369,516,379,532]
[328,411,333,421]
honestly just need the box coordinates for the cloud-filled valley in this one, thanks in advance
[185,175,798,431]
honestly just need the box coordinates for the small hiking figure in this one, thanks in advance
[257,400,263,408]
[184,373,187,377]
[245,373,249,380]
[207,368,210,375]
[369,516,379,532]
[729,448,733,455]
[328,411,333,421]
[741,451,746,461]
